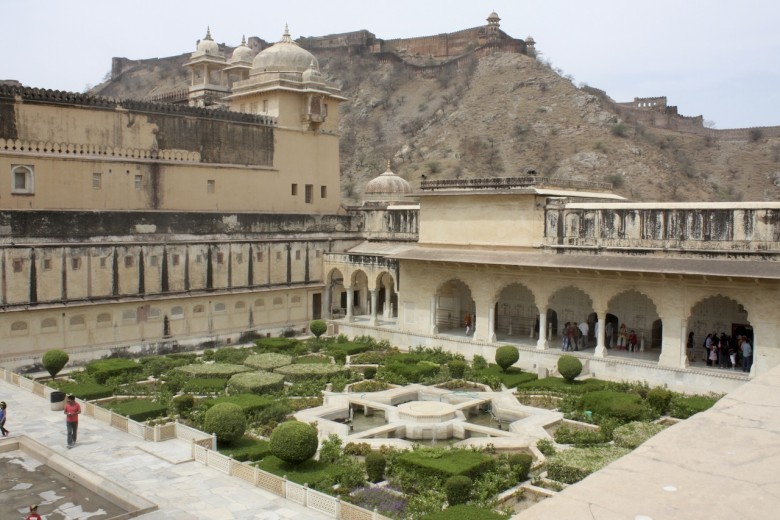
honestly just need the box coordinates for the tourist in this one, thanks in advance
[567,322,577,351]
[464,314,471,335]
[578,320,589,349]
[64,394,81,448]
[605,321,614,349]
[709,336,719,366]
[628,330,638,352]
[704,333,713,366]
[0,401,8,436]
[617,323,627,350]
[686,331,695,362]
[741,336,753,373]
[26,504,42,520]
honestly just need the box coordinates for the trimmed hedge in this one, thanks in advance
[445,475,472,505]
[294,354,331,364]
[182,377,228,393]
[507,453,533,482]
[55,382,113,401]
[274,363,350,382]
[175,363,251,379]
[472,365,536,389]
[447,360,466,379]
[558,355,583,381]
[253,337,302,353]
[244,353,293,371]
[227,371,285,395]
[495,345,519,372]
[517,376,607,394]
[203,402,246,445]
[581,390,649,422]
[86,358,142,384]
[420,504,507,520]
[218,437,272,462]
[270,421,319,464]
[326,342,373,356]
[203,393,278,414]
[309,320,327,338]
[546,445,629,484]
[42,349,69,378]
[669,394,719,419]
[107,399,168,422]
[396,450,495,480]
[366,451,386,483]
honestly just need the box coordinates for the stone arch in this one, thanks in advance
[607,290,661,358]
[548,286,594,347]
[494,282,538,339]
[349,269,370,318]
[687,294,752,368]
[375,270,398,319]
[325,267,346,318]
[434,278,476,335]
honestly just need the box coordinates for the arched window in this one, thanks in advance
[273,296,284,307]
[11,320,29,335]
[97,313,112,327]
[148,307,162,320]
[41,318,58,332]
[235,301,246,310]
[214,302,226,314]
[69,315,86,329]
[254,299,265,308]
[11,165,34,194]
[193,304,205,314]
[171,306,184,320]
[122,309,137,322]
[291,295,302,305]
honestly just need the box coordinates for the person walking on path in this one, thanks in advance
[64,394,81,448]
[26,504,43,520]
[741,336,753,373]
[0,401,8,436]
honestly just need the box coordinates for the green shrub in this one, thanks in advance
[318,434,342,464]
[203,393,278,415]
[327,342,373,356]
[294,354,331,364]
[42,349,69,378]
[309,320,327,338]
[558,355,583,382]
[343,442,372,456]
[444,475,472,505]
[244,353,293,371]
[54,382,113,400]
[176,363,251,379]
[86,358,142,384]
[227,371,285,395]
[397,449,495,480]
[507,453,533,482]
[612,421,667,449]
[332,351,347,365]
[270,421,319,465]
[611,122,629,137]
[443,360,465,380]
[547,445,629,484]
[420,504,506,520]
[495,346,519,372]
[203,402,246,445]
[173,394,195,414]
[536,438,556,456]
[363,366,377,379]
[182,377,228,393]
[254,337,302,353]
[581,390,649,422]
[669,394,719,419]
[646,387,673,415]
[274,363,350,382]
[554,425,605,446]
[366,451,387,483]
[218,437,271,462]
[108,398,168,422]
[472,355,488,370]
[212,347,252,364]
[349,380,390,392]
[471,364,536,389]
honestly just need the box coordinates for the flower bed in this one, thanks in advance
[546,445,630,484]
[244,353,293,371]
[175,363,251,378]
[227,371,285,394]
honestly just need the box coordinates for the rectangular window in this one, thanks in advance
[216,252,225,264]
[295,250,301,260]
[316,250,322,258]
[207,180,215,194]
[236,253,243,264]
[305,184,313,204]
[71,257,81,270]
[124,255,134,268]
[263,99,269,112]
[172,254,180,266]
[134,175,142,190]
[256,251,263,262]
[11,165,34,194]
[320,186,327,198]
[99,257,107,268]
[12,258,23,272]
[149,255,159,267]
[276,251,282,261]
[291,184,298,196]
[92,173,102,189]
[43,258,52,270]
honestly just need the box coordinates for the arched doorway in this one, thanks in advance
[435,279,475,336]
[687,295,751,369]
[376,272,398,319]
[607,290,661,361]
[494,283,538,342]
[325,268,346,318]
[349,270,370,320]
[549,286,594,350]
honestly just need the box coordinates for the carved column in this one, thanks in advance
[323,284,331,320]
[370,289,379,326]
[536,307,549,350]
[430,296,438,335]
[383,282,393,318]
[594,310,608,358]
[346,287,354,322]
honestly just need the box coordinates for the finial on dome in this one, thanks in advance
[280,24,295,44]
[205,26,213,40]
[386,159,392,172]
[241,35,247,45]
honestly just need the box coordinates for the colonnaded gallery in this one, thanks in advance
[1,26,778,394]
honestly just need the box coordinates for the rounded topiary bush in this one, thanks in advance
[581,390,648,422]
[227,371,285,395]
[244,353,293,371]
[507,453,533,483]
[495,345,520,372]
[445,475,472,505]
[558,355,583,382]
[365,451,386,483]
[448,359,467,379]
[203,402,246,445]
[270,421,319,465]
[309,320,327,338]
[274,363,350,382]
[42,349,70,378]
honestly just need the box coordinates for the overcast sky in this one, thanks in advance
[2,0,778,129]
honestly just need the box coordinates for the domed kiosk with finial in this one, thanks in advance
[185,27,229,107]
[363,161,413,205]
[252,25,320,73]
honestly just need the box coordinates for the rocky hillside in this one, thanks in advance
[92,47,780,204]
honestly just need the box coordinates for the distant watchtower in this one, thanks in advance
[486,11,501,42]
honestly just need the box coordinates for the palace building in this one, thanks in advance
[1,22,778,395]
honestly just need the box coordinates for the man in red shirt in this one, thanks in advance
[64,394,81,448]
[26,504,42,520]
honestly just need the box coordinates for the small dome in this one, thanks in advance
[196,27,221,56]
[252,25,319,73]
[230,36,253,63]
[364,161,413,203]
[302,60,323,83]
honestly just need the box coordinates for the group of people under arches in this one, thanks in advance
[688,331,753,372]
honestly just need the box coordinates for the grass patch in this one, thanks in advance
[218,436,271,461]
[182,377,228,393]
[516,376,607,395]
[420,504,508,520]
[258,455,342,487]
[472,365,537,388]
[547,445,629,484]
[52,382,113,400]
[397,449,495,480]
[105,398,168,422]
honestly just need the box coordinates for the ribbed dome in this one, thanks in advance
[230,36,253,63]
[252,25,319,73]
[364,162,412,202]
[196,27,221,55]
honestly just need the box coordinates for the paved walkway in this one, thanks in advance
[0,378,330,520]
[520,362,780,519]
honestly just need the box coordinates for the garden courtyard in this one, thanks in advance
[2,332,779,519]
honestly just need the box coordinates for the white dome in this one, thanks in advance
[252,26,319,73]
[230,36,253,63]
[196,27,221,56]
[364,162,413,202]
